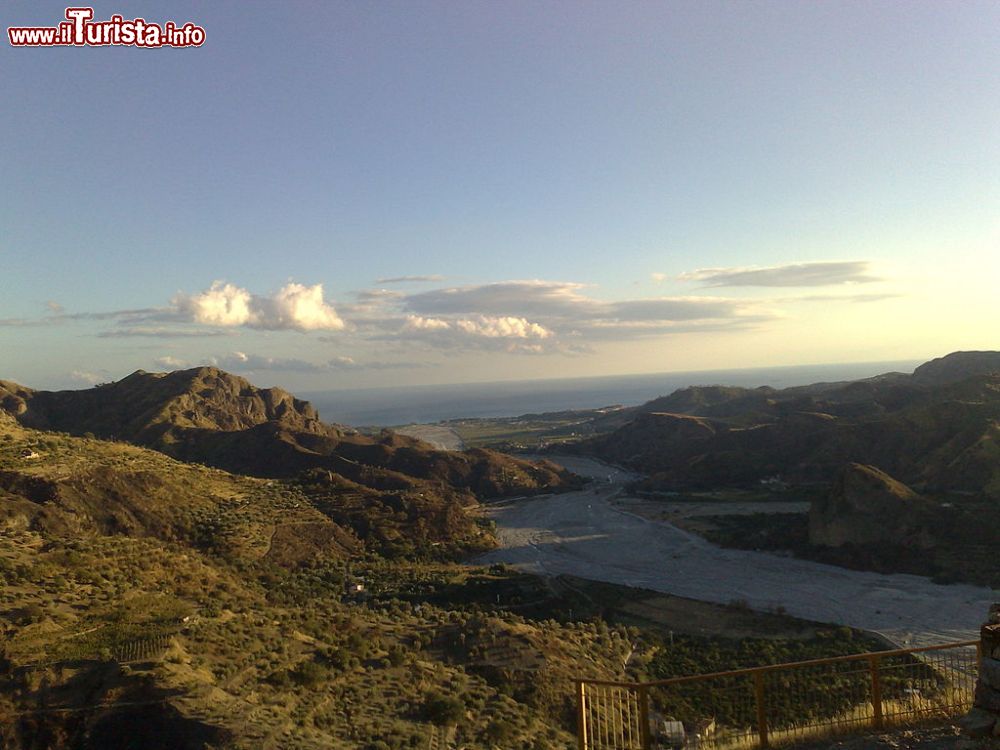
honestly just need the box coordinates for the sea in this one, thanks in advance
[302,359,922,427]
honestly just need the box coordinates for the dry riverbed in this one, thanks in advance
[475,456,997,649]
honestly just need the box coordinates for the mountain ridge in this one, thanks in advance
[0,367,579,500]
[573,352,1000,499]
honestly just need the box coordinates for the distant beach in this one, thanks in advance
[303,359,922,427]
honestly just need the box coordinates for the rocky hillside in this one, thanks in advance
[912,350,1000,385]
[0,416,626,749]
[577,352,1000,499]
[2,367,326,442]
[808,463,933,548]
[0,415,360,566]
[0,367,579,501]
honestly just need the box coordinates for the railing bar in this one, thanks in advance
[638,685,651,750]
[577,641,978,749]
[629,689,636,749]
[621,689,627,749]
[595,686,604,749]
[618,690,632,750]
[613,688,620,749]
[590,684,595,750]
[589,686,598,750]
[629,688,637,749]
[600,687,608,749]
[629,687,636,748]
[622,689,630,749]
[578,640,979,689]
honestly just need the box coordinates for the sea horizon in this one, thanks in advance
[303,358,924,427]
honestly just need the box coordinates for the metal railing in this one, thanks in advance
[577,640,980,750]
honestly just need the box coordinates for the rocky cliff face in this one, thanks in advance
[808,463,932,548]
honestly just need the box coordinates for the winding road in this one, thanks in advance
[476,456,997,648]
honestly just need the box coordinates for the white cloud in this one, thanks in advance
[379,279,777,352]
[155,356,189,369]
[607,297,748,322]
[398,313,554,354]
[454,316,551,339]
[210,351,324,372]
[174,282,253,326]
[679,261,880,287]
[254,282,345,331]
[405,280,597,318]
[69,370,106,385]
[650,272,667,283]
[404,315,453,332]
[404,314,550,339]
[173,281,344,331]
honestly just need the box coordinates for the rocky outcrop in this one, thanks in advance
[808,463,932,548]
[5,367,330,441]
[0,380,33,417]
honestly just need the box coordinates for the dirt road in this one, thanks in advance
[476,456,996,648]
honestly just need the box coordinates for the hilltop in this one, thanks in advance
[1,367,577,493]
[3,367,327,440]
[0,368,580,558]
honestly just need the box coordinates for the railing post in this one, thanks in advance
[577,681,587,750]
[638,685,651,750]
[869,655,884,730]
[753,670,769,748]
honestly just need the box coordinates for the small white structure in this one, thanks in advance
[658,720,685,748]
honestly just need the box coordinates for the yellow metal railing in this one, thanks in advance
[577,640,980,750]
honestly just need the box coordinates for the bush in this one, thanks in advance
[423,691,464,726]
[292,659,328,688]
[387,644,406,667]
[483,719,516,744]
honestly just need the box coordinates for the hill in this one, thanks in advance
[574,353,1000,500]
[0,415,624,748]
[912,350,1000,385]
[1,367,576,491]
[808,463,932,548]
[570,352,1000,587]
[0,412,886,749]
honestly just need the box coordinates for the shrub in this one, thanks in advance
[483,719,516,744]
[423,691,464,725]
[292,659,328,688]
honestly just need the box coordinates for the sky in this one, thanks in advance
[2,1,998,392]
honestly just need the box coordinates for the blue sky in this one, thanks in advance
[3,1,998,390]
